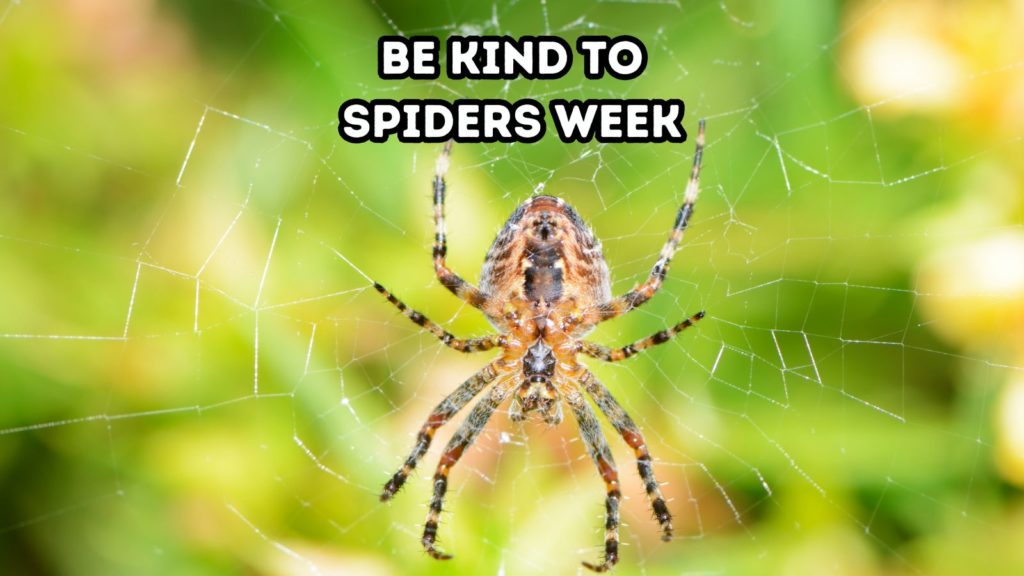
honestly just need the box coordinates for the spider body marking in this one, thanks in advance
[376,120,706,572]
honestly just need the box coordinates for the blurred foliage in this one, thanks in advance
[1,1,1023,575]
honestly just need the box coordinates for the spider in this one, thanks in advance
[375,120,706,572]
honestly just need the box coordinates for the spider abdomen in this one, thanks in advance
[480,195,611,311]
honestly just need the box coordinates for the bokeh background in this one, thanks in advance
[2,1,1024,575]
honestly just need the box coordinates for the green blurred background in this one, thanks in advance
[2,1,1024,575]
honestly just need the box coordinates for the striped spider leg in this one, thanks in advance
[563,384,622,572]
[432,140,489,311]
[591,118,706,324]
[421,378,516,559]
[379,359,510,501]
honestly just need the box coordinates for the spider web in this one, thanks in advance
[2,1,1023,574]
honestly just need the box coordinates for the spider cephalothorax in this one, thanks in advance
[513,341,562,424]
[375,120,706,572]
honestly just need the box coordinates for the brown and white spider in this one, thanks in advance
[375,120,706,572]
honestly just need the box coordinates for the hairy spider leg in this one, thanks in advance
[433,141,489,309]
[566,390,622,573]
[372,282,503,353]
[582,369,674,541]
[580,310,705,362]
[594,119,705,323]
[381,361,507,501]
[422,380,515,559]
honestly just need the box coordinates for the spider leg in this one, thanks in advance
[582,368,674,541]
[423,380,513,560]
[580,310,704,362]
[594,119,705,323]
[381,361,507,501]
[432,141,489,310]
[373,282,502,353]
[565,391,621,573]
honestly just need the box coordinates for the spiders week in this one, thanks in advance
[375,119,706,572]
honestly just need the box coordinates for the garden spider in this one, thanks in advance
[376,120,706,572]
